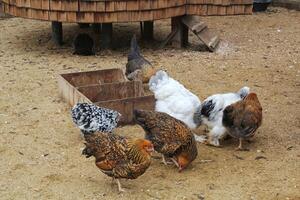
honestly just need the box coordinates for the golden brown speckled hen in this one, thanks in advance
[222,93,263,151]
[134,109,198,172]
[82,132,154,192]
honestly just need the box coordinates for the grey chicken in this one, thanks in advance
[126,35,156,83]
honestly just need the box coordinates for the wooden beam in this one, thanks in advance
[142,21,154,40]
[101,23,113,49]
[51,21,63,45]
[78,23,90,28]
[171,16,188,48]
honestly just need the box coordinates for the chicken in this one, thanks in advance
[82,132,154,192]
[149,70,202,131]
[134,109,198,172]
[71,103,121,135]
[125,35,156,83]
[73,33,95,56]
[193,87,250,147]
[222,93,262,150]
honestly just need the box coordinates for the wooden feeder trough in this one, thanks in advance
[58,68,155,125]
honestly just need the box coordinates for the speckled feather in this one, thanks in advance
[83,133,151,179]
[71,103,120,134]
[134,110,198,165]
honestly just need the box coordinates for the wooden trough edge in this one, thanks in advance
[57,69,156,125]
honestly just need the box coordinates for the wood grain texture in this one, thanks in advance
[58,69,155,125]
[1,0,252,22]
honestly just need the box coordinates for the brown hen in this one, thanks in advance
[222,93,263,150]
[134,109,198,172]
[82,132,154,192]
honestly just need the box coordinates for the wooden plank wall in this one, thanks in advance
[1,0,253,23]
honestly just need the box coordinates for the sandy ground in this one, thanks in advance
[0,7,300,200]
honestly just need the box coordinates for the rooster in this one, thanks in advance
[71,103,121,135]
[82,132,154,192]
[134,109,198,172]
[222,93,262,150]
[193,87,250,147]
[149,70,202,141]
[126,35,156,83]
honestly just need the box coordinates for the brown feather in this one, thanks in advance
[83,133,152,180]
[223,93,263,139]
[134,109,198,171]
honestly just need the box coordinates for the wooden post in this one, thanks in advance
[142,21,154,40]
[171,16,188,48]
[101,23,113,49]
[92,23,101,34]
[52,21,63,45]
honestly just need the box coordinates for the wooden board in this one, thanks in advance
[58,68,155,125]
[1,0,253,23]
[61,68,126,87]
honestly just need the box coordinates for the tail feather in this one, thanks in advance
[82,146,93,158]
[128,35,140,61]
[237,86,250,99]
[193,105,202,127]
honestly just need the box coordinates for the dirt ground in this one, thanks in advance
[0,7,299,200]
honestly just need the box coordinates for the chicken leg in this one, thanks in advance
[116,179,125,192]
[162,155,173,165]
[235,138,249,151]
[170,158,179,168]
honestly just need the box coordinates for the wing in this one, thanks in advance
[237,105,262,138]
[223,102,262,138]
[83,133,128,163]
[143,112,193,155]
[126,57,152,75]
[111,159,151,179]
[159,142,182,156]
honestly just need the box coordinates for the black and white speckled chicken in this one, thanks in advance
[193,87,250,147]
[71,103,121,134]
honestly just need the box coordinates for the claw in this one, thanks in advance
[194,134,207,143]
[204,137,221,147]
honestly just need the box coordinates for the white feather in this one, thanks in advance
[201,87,250,146]
[149,70,201,129]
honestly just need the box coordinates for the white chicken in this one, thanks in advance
[149,70,203,141]
[193,86,250,147]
